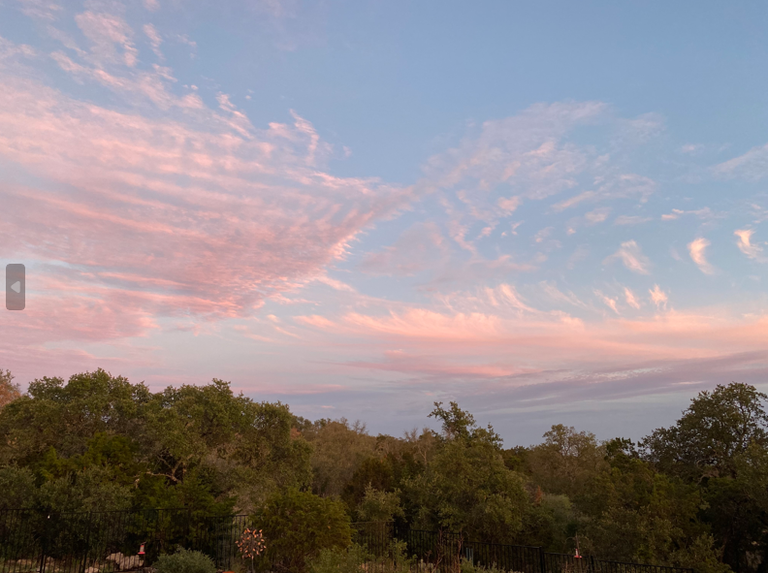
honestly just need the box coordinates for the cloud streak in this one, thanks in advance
[735,229,765,262]
[688,238,715,275]
[0,30,411,330]
[603,240,651,274]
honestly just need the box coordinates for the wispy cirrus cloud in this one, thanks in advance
[294,289,768,392]
[661,207,718,222]
[735,229,766,262]
[650,285,668,310]
[714,143,768,181]
[613,215,652,226]
[0,28,411,333]
[624,287,641,309]
[603,240,651,274]
[688,238,715,275]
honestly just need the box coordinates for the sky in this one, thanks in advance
[1,0,768,447]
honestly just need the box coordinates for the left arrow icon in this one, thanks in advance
[6,264,25,310]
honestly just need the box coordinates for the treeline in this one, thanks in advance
[0,369,766,573]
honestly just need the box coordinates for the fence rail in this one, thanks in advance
[0,509,252,573]
[1,510,694,573]
[387,525,694,573]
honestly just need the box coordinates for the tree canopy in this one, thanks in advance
[1,370,766,573]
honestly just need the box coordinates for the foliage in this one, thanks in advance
[36,466,133,513]
[0,465,36,509]
[356,484,404,522]
[306,541,417,573]
[253,488,353,573]
[459,558,509,573]
[642,382,768,481]
[641,383,768,571]
[154,547,216,573]
[429,402,502,447]
[0,369,764,573]
[303,418,377,497]
[405,403,528,544]
[306,544,372,573]
[526,424,609,506]
[0,369,20,409]
[518,493,575,551]
[0,369,310,516]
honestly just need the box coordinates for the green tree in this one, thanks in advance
[253,488,353,573]
[404,403,529,543]
[642,382,768,481]
[0,369,20,409]
[641,383,768,572]
[0,370,313,516]
[429,401,502,447]
[517,493,576,552]
[303,419,376,498]
[0,465,36,509]
[355,484,404,522]
[0,369,152,468]
[35,466,133,513]
[526,424,610,506]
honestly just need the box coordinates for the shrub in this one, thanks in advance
[307,541,418,573]
[369,540,415,573]
[253,488,352,573]
[306,544,371,573]
[154,547,216,573]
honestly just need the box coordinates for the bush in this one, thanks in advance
[307,541,418,573]
[306,544,371,573]
[253,488,352,573]
[154,548,216,573]
[459,559,508,573]
[370,540,415,573]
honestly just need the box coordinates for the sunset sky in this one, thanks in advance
[2,0,768,445]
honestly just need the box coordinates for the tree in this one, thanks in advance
[252,488,352,573]
[429,401,502,447]
[404,403,528,543]
[0,465,36,509]
[637,383,768,572]
[642,382,768,481]
[303,419,376,497]
[701,442,768,572]
[526,424,609,506]
[0,369,20,409]
[35,466,133,514]
[405,435,529,543]
[0,370,313,516]
[355,484,404,522]
[0,369,152,467]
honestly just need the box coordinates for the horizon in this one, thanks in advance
[2,0,768,447]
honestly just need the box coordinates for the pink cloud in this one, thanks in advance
[688,237,715,275]
[292,298,768,396]
[0,29,412,375]
[603,240,651,274]
[360,222,448,276]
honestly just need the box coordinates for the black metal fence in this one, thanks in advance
[0,509,252,573]
[1,511,696,573]
[390,526,695,573]
[352,521,395,559]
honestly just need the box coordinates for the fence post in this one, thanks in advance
[38,514,52,573]
[185,509,191,549]
[538,547,546,573]
[81,512,93,573]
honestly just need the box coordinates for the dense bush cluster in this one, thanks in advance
[1,369,766,573]
[154,548,217,573]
